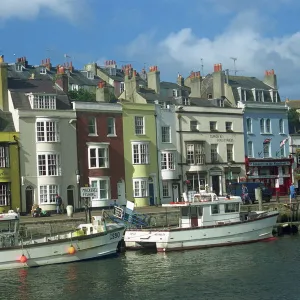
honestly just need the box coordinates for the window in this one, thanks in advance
[247,141,253,158]
[183,98,190,106]
[162,181,170,197]
[210,121,217,131]
[87,71,93,79]
[161,152,175,170]
[211,144,218,162]
[88,145,109,168]
[39,185,58,204]
[88,117,97,135]
[120,82,125,93]
[38,153,60,176]
[71,84,79,91]
[108,68,116,76]
[90,177,110,200]
[133,178,148,197]
[208,93,213,99]
[211,204,219,214]
[135,116,144,135]
[225,122,232,132]
[186,143,205,165]
[107,117,116,136]
[246,118,252,133]
[36,120,59,142]
[226,144,234,162]
[0,145,9,168]
[172,89,179,97]
[190,121,198,131]
[280,145,285,157]
[15,64,23,72]
[265,119,271,133]
[0,183,9,206]
[30,94,56,110]
[260,119,265,133]
[132,143,149,164]
[40,67,47,74]
[225,203,239,213]
[263,143,270,158]
[279,119,284,133]
[161,126,171,143]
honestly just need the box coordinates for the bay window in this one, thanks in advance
[36,120,59,142]
[39,185,58,204]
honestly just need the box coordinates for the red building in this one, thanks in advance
[245,156,293,196]
[73,101,125,207]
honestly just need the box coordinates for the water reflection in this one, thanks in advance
[18,269,29,300]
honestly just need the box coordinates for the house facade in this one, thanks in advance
[72,101,125,207]
[122,102,158,207]
[155,104,180,203]
[7,68,78,212]
[176,99,245,196]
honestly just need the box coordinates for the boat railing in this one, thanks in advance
[193,193,219,203]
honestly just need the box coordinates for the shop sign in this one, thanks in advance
[210,134,234,143]
[248,174,290,179]
[248,161,290,167]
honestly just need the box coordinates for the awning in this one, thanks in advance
[224,167,241,173]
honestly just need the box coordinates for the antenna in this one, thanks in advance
[230,57,238,75]
[200,58,204,75]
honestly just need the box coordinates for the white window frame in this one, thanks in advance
[107,117,116,136]
[0,183,9,206]
[280,145,285,157]
[87,143,109,169]
[210,121,217,131]
[133,178,148,198]
[86,71,94,79]
[260,118,265,133]
[226,144,234,162]
[225,122,232,132]
[161,126,171,143]
[29,94,56,110]
[132,142,149,165]
[161,152,175,170]
[190,121,198,131]
[0,145,9,168]
[36,119,59,142]
[211,144,218,162]
[246,118,252,133]
[263,143,271,158]
[15,64,23,72]
[279,119,284,133]
[89,177,110,200]
[39,185,59,204]
[37,153,61,176]
[40,67,47,75]
[247,141,253,158]
[172,89,179,97]
[71,84,79,91]
[88,117,97,136]
[162,181,170,197]
[265,119,271,133]
[186,143,205,165]
[134,116,145,135]
[120,82,125,93]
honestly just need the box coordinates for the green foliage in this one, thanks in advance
[288,108,299,124]
[68,88,96,102]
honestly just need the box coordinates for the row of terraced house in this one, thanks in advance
[0,55,298,213]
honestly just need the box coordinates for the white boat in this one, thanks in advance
[124,192,279,252]
[0,212,124,270]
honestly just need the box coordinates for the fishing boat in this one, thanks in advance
[0,211,124,270]
[124,192,279,252]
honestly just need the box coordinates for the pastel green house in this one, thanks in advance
[122,102,159,207]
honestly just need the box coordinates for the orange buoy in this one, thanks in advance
[19,254,28,263]
[68,245,76,255]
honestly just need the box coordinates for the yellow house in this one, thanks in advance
[0,56,21,213]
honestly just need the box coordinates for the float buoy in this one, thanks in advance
[19,254,28,263]
[68,245,76,255]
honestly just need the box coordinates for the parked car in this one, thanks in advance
[229,182,272,203]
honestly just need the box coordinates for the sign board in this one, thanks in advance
[248,161,290,167]
[80,187,98,198]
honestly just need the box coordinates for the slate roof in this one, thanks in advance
[8,78,72,110]
[189,98,217,107]
[160,81,190,92]
[137,87,170,104]
[0,111,16,132]
[286,100,300,109]
[98,67,125,82]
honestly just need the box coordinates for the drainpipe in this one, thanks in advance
[12,136,22,212]
[178,114,184,193]
[154,113,161,205]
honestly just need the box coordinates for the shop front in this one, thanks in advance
[245,157,293,196]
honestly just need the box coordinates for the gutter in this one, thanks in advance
[154,113,161,205]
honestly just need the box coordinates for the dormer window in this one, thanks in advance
[207,93,212,99]
[120,82,125,93]
[172,89,179,97]
[217,99,224,107]
[40,67,47,75]
[15,64,23,72]
[108,68,116,76]
[87,71,94,79]
[71,84,79,91]
[28,94,56,110]
[183,98,190,106]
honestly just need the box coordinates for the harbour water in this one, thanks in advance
[3,236,300,300]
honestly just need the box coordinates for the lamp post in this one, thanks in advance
[75,169,80,211]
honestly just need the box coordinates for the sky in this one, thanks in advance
[1,0,300,99]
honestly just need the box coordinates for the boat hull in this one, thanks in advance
[0,227,124,270]
[124,211,279,252]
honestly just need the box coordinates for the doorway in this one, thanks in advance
[211,176,220,195]
[117,180,126,205]
[149,182,154,206]
[25,186,33,214]
[67,185,75,206]
[172,184,180,202]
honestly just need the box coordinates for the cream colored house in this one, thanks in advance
[176,98,246,196]
[6,75,78,212]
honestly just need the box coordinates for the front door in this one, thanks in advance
[67,185,75,206]
[212,176,220,195]
[172,184,179,202]
[149,182,154,206]
[25,186,33,214]
[117,180,126,205]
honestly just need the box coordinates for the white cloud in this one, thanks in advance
[0,0,89,22]
[125,10,300,99]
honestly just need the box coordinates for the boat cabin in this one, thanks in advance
[0,212,20,247]
[162,193,242,228]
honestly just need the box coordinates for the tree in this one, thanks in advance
[68,88,96,102]
[288,108,300,133]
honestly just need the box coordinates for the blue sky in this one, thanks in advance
[1,0,300,98]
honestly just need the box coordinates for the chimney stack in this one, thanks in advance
[263,69,277,89]
[147,65,160,94]
[55,65,68,93]
[42,58,52,70]
[0,55,8,111]
[177,74,184,86]
[212,63,225,99]
[96,81,110,102]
